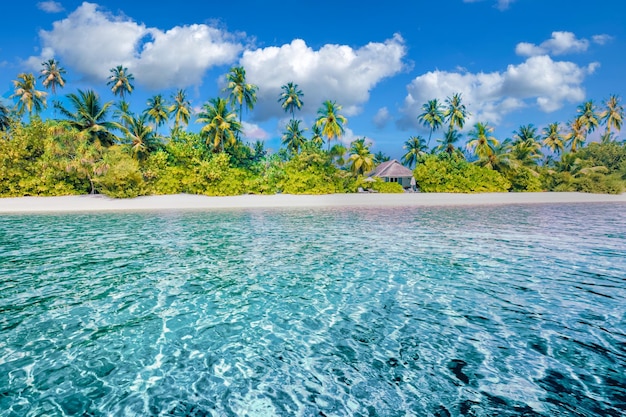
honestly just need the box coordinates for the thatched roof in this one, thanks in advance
[369,159,414,178]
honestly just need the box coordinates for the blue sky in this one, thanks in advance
[1,0,625,158]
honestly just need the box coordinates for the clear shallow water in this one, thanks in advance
[0,204,625,417]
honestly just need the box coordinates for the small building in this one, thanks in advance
[368,159,415,189]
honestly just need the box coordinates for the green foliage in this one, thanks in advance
[507,167,543,192]
[413,154,510,193]
[543,170,624,194]
[96,146,145,198]
[576,142,626,176]
[353,176,404,193]
[275,149,354,194]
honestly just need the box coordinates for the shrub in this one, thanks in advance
[413,155,510,192]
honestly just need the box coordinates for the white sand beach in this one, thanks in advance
[0,192,625,213]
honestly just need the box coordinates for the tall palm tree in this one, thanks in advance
[348,138,375,175]
[114,100,133,129]
[196,97,241,152]
[107,65,134,99]
[39,59,66,95]
[565,117,587,153]
[11,73,47,119]
[144,94,169,136]
[600,95,623,141]
[444,93,468,133]
[121,113,158,160]
[329,144,348,167]
[224,66,258,128]
[374,151,390,165]
[467,122,498,159]
[512,124,539,145]
[576,100,600,134]
[476,139,514,173]
[542,122,565,155]
[281,119,307,154]
[402,136,428,168]
[310,124,324,148]
[169,89,192,133]
[418,99,444,146]
[278,82,304,120]
[315,100,347,151]
[511,137,542,167]
[436,128,464,156]
[55,89,120,146]
[252,140,266,161]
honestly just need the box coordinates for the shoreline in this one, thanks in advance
[1,192,625,214]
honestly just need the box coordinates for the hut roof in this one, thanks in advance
[369,159,414,178]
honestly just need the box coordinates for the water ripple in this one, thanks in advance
[1,203,625,416]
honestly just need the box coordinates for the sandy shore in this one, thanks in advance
[0,192,625,213]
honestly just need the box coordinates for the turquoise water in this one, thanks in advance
[1,204,625,416]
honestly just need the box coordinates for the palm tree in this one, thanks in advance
[565,118,587,153]
[196,97,242,152]
[310,124,324,148]
[444,93,469,133]
[224,66,258,128]
[0,102,11,131]
[252,140,266,161]
[576,100,600,134]
[329,143,348,167]
[402,136,428,168]
[144,94,169,136]
[374,151,390,165]
[418,99,444,146]
[542,122,565,154]
[39,59,66,95]
[107,65,134,99]
[436,128,464,156]
[512,124,539,144]
[55,89,120,146]
[121,113,158,160]
[282,119,307,154]
[511,137,542,167]
[315,100,347,151]
[348,138,375,175]
[169,89,192,133]
[11,73,47,119]
[278,82,304,120]
[467,122,498,159]
[476,139,514,173]
[600,95,623,141]
[114,100,133,128]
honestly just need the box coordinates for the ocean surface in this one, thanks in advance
[0,203,625,416]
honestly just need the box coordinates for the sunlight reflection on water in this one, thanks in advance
[0,203,625,416]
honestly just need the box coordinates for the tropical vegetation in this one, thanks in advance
[1,61,625,197]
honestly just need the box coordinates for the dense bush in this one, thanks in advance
[507,167,543,192]
[413,155,511,192]
[96,147,145,198]
[276,149,354,194]
[2,119,624,197]
[351,177,404,194]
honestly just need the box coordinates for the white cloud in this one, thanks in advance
[516,31,589,57]
[242,121,269,141]
[27,2,243,90]
[373,107,391,128]
[240,34,407,121]
[592,34,613,45]
[400,55,597,128]
[37,1,64,13]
